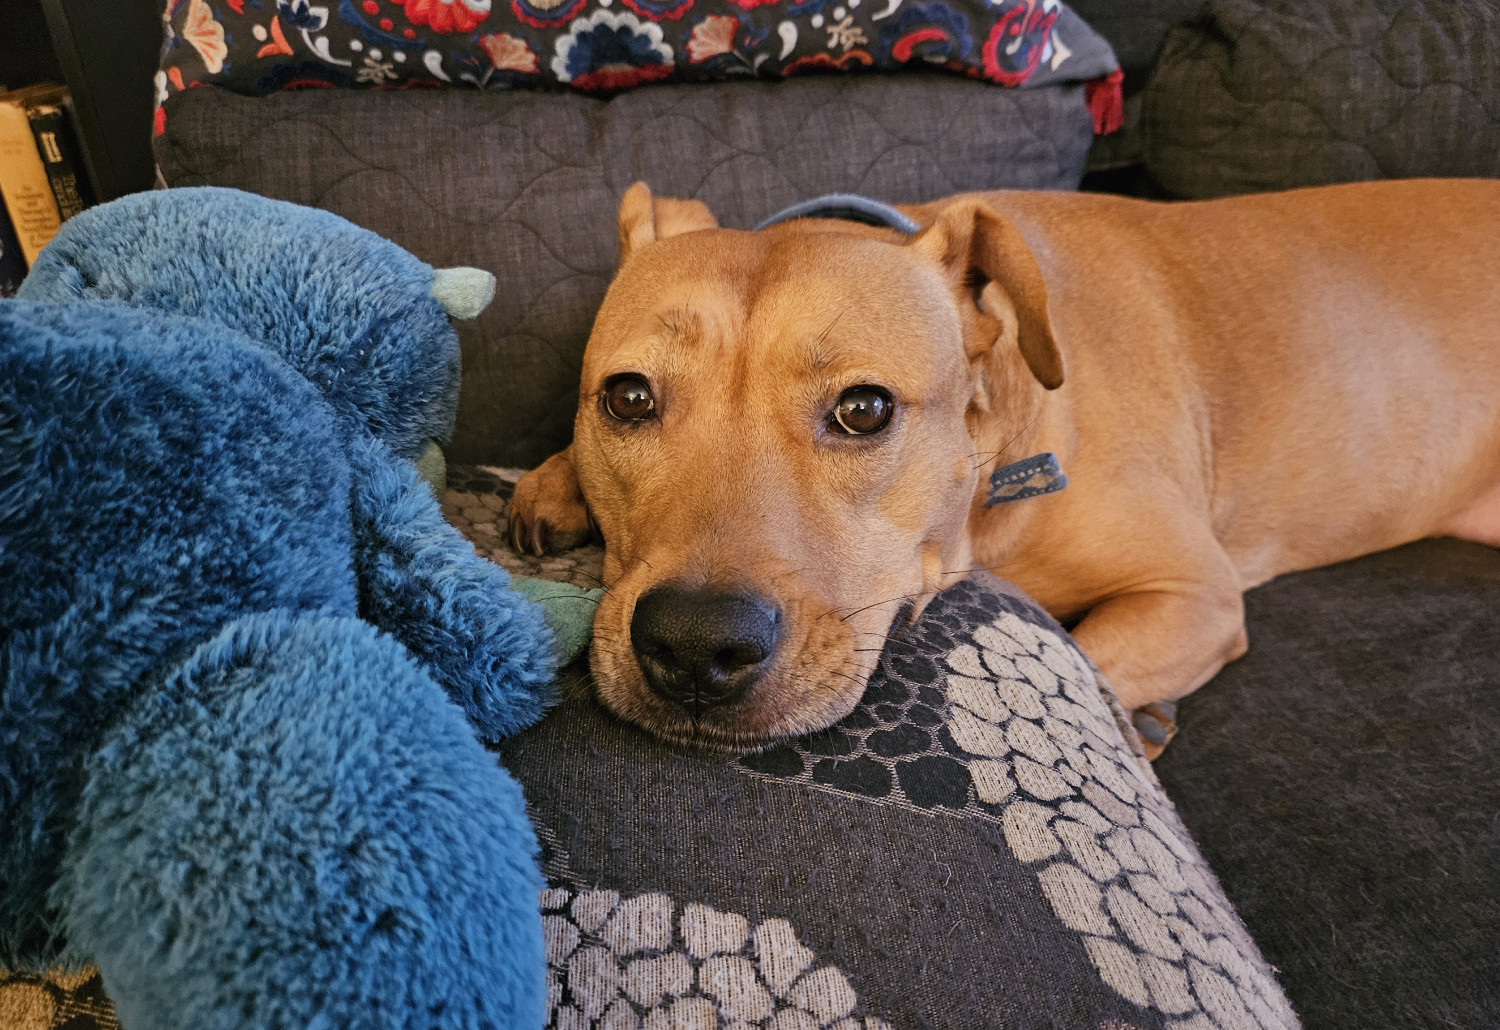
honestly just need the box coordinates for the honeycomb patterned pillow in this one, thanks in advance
[457,468,1304,1030]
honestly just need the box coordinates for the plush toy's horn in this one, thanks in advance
[430,266,496,320]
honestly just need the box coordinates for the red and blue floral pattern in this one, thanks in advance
[620,0,696,22]
[551,9,675,89]
[394,0,492,33]
[876,2,972,66]
[511,0,588,30]
[156,0,1119,130]
[981,0,1058,86]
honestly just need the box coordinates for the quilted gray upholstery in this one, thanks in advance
[1065,0,1203,86]
[155,78,1094,467]
[1141,0,1500,199]
[1157,539,1500,1030]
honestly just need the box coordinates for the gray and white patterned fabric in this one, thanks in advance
[154,77,1095,468]
[1140,0,1500,199]
[445,468,1303,1030]
[445,465,606,589]
[534,827,898,1030]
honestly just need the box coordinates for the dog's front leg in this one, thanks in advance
[1068,569,1248,714]
[509,445,593,555]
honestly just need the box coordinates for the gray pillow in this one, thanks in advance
[453,467,1302,1030]
[1065,0,1203,85]
[1141,0,1500,198]
[154,78,1094,467]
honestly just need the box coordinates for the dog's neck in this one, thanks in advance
[963,344,1072,563]
[970,382,1065,486]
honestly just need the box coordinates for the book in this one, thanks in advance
[0,201,26,297]
[27,95,93,221]
[0,86,63,266]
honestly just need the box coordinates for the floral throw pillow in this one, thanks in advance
[155,0,1121,128]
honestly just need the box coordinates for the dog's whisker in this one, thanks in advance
[829,597,900,617]
[822,670,870,690]
[850,643,948,660]
[523,592,604,606]
[835,592,925,622]
[815,312,841,348]
[968,412,1044,471]
[887,639,946,656]
[845,623,946,656]
[939,564,1015,577]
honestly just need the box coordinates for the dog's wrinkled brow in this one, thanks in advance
[804,313,840,370]
[653,307,702,342]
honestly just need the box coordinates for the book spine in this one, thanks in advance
[0,201,27,297]
[61,96,101,207]
[27,102,91,221]
[0,101,62,266]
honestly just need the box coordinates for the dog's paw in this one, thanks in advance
[509,450,592,555]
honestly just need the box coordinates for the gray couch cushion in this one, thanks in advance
[1156,539,1500,1030]
[155,78,1094,466]
[1140,0,1500,198]
[1065,0,1203,86]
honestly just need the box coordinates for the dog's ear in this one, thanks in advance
[912,201,1064,390]
[617,182,720,266]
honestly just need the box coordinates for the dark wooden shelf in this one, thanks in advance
[2,0,163,200]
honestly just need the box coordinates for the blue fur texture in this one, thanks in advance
[348,434,556,741]
[1,189,555,1028]
[1,302,358,965]
[17,187,459,461]
[56,613,544,1030]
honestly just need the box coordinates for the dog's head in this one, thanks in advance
[575,183,1063,749]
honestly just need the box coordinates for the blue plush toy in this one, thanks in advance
[1,188,582,1028]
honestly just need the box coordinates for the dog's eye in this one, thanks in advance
[830,386,893,436]
[603,374,656,422]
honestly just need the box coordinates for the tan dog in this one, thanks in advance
[511,178,1500,750]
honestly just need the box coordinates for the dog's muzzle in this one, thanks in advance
[629,585,783,715]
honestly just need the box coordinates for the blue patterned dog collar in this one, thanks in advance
[986,452,1068,506]
[755,193,921,236]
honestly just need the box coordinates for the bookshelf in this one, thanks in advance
[1,0,163,201]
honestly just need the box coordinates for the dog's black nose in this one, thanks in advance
[630,586,781,713]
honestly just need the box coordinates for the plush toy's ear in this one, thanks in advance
[912,201,1064,390]
[616,181,720,267]
[430,266,496,320]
